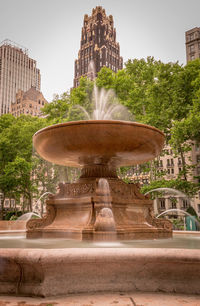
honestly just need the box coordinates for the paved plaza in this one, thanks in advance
[0,292,200,306]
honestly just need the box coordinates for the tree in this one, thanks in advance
[42,92,71,124]
[0,115,47,218]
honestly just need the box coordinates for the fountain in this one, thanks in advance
[26,119,172,240]
[1,86,200,298]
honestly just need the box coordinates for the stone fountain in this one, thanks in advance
[27,119,172,240]
[1,86,200,298]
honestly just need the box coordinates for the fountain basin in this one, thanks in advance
[1,246,200,296]
[33,120,164,168]
[0,221,26,235]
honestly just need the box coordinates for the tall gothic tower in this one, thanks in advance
[73,6,123,88]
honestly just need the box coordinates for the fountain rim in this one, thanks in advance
[33,119,165,138]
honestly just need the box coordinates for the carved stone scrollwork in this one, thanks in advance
[109,181,147,200]
[146,208,173,231]
[52,182,95,199]
[26,205,56,230]
[109,181,132,199]
[157,219,173,231]
[130,183,147,200]
[64,183,95,197]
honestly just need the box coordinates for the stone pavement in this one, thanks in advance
[0,292,200,306]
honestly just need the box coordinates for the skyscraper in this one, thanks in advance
[185,27,200,62]
[74,6,123,88]
[0,39,41,115]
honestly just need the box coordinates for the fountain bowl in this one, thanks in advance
[33,120,164,167]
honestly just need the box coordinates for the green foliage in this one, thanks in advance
[70,77,93,120]
[42,92,71,124]
[9,214,18,220]
[96,67,116,89]
[0,115,47,214]
[141,178,198,198]
[186,206,198,217]
[171,218,184,231]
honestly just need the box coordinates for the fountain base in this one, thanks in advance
[27,177,172,240]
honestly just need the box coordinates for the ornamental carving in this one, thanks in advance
[146,208,173,232]
[26,205,56,230]
[52,182,95,199]
[109,181,147,200]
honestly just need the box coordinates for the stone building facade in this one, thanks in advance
[0,39,40,115]
[130,143,200,218]
[185,27,200,62]
[73,6,123,87]
[11,86,47,117]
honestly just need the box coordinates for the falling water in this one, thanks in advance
[156,208,200,228]
[144,187,187,198]
[144,187,200,230]
[94,178,116,232]
[34,191,53,216]
[98,178,112,209]
[17,212,40,221]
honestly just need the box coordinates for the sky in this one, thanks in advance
[0,0,200,102]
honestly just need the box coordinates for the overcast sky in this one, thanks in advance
[0,0,200,101]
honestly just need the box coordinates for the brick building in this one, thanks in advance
[11,86,47,117]
[0,39,40,115]
[185,27,200,62]
[74,6,123,87]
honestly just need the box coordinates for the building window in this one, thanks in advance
[191,55,195,60]
[182,199,189,209]
[38,100,40,104]
[198,204,200,213]
[189,44,195,52]
[189,33,194,41]
[171,168,174,174]
[159,198,165,209]
[170,198,177,209]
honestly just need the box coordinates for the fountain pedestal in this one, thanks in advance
[27,177,172,240]
[27,120,172,240]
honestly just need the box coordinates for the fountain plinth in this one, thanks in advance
[27,120,172,240]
